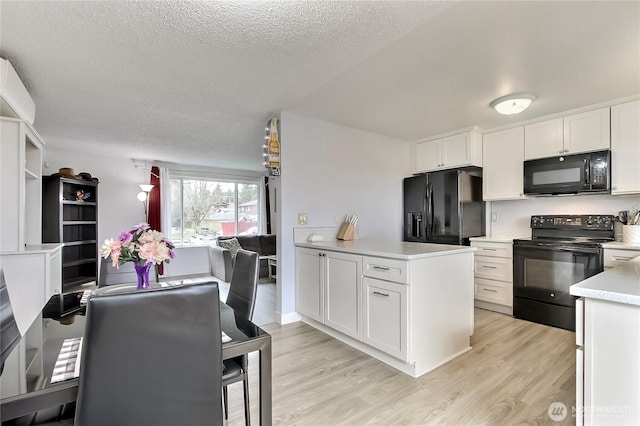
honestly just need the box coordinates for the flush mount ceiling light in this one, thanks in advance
[490,93,536,115]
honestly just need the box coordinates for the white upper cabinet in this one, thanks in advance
[482,127,525,201]
[414,139,440,171]
[413,129,482,173]
[524,118,564,159]
[611,100,640,195]
[563,107,610,154]
[524,108,610,159]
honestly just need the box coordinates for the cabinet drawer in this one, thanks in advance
[471,242,513,258]
[362,256,408,284]
[362,277,408,361]
[475,278,512,306]
[474,256,512,281]
[604,248,640,268]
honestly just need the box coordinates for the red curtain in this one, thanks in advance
[148,166,163,275]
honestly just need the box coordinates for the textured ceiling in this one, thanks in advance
[1,1,639,172]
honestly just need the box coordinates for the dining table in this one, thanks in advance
[0,280,272,425]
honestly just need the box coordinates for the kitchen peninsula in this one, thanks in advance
[294,238,475,378]
[571,253,640,425]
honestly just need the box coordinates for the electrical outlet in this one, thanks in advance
[298,213,308,225]
[491,212,498,222]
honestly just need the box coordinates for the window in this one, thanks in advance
[169,177,261,245]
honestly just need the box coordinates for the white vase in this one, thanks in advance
[622,225,640,244]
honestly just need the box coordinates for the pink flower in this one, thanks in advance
[138,241,170,264]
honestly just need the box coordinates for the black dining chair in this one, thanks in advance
[74,282,224,426]
[0,267,21,376]
[223,249,259,425]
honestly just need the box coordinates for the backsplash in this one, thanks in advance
[489,194,640,237]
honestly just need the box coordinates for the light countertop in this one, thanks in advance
[1,243,64,255]
[602,241,640,250]
[469,235,524,243]
[570,256,640,306]
[294,239,475,260]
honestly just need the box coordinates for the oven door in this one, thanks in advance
[513,241,603,307]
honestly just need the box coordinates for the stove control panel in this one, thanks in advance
[530,215,614,230]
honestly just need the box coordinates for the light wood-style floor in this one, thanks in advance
[224,307,576,425]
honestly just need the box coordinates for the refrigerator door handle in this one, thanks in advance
[427,181,434,238]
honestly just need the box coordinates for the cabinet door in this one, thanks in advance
[611,100,640,195]
[563,107,610,154]
[295,248,323,322]
[414,139,441,172]
[441,132,471,167]
[362,277,407,361]
[325,251,362,339]
[524,118,564,159]
[482,127,525,200]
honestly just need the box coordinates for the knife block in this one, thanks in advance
[336,222,355,240]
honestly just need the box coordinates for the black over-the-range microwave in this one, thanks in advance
[523,150,610,195]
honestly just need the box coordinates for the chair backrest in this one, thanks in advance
[75,282,223,426]
[0,267,20,374]
[98,258,158,287]
[226,249,259,321]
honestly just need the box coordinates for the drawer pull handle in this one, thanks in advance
[482,288,498,293]
[482,265,497,269]
[372,266,390,271]
[372,291,390,297]
[481,248,497,251]
[612,256,634,261]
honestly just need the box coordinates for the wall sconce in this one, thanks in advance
[137,184,154,217]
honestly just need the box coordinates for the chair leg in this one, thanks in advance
[242,377,251,426]
[223,385,229,420]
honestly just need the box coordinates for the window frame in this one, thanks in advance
[166,171,264,246]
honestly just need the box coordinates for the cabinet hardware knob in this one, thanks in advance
[372,291,390,297]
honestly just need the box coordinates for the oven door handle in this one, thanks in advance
[546,245,601,254]
[517,243,602,254]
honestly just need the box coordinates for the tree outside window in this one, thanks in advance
[170,178,260,245]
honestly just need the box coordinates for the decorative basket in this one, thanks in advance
[622,225,640,244]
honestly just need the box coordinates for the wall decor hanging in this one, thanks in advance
[263,117,280,176]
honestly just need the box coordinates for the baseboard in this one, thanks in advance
[278,311,301,325]
[475,300,513,315]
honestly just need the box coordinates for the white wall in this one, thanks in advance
[278,112,411,321]
[489,194,640,237]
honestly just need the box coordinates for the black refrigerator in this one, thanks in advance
[403,169,485,245]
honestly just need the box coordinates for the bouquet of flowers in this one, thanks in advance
[101,222,175,268]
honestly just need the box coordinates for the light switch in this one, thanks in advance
[298,213,308,225]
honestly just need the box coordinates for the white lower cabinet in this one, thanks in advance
[470,240,513,314]
[576,297,640,425]
[295,243,475,378]
[295,247,362,339]
[603,246,640,269]
[325,251,362,340]
[362,277,407,361]
[295,247,324,322]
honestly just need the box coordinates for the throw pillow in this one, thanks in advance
[218,237,242,261]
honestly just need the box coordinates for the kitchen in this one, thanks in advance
[1,1,640,424]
